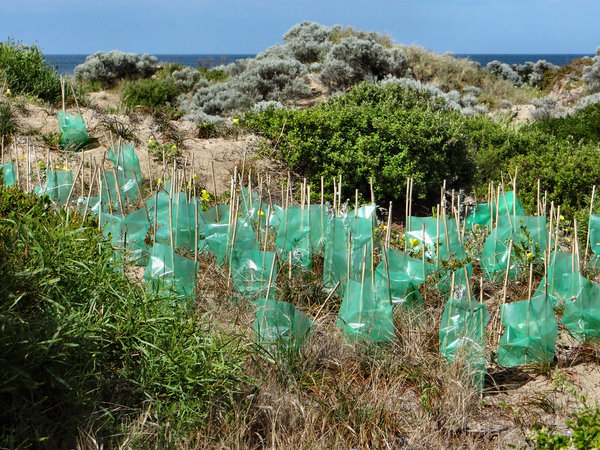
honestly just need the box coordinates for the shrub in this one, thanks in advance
[282,21,333,63]
[74,50,158,87]
[320,37,408,90]
[120,78,180,109]
[244,81,475,205]
[0,39,61,103]
[171,66,209,93]
[183,48,310,118]
[532,101,600,143]
[507,143,600,219]
[486,60,523,86]
[582,46,600,92]
[532,96,561,120]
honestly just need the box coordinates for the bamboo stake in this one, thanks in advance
[153,186,159,243]
[65,160,84,208]
[369,176,374,205]
[361,244,367,285]
[528,262,534,301]
[585,185,596,264]
[112,168,126,218]
[82,165,98,222]
[320,176,324,207]
[497,239,514,345]
[385,201,393,248]
[211,160,219,221]
[314,281,340,322]
[265,255,277,301]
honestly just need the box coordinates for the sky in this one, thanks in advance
[1,0,599,55]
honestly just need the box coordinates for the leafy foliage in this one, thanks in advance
[0,39,61,103]
[244,82,475,205]
[120,78,180,110]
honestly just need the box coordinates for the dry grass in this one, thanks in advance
[403,45,539,109]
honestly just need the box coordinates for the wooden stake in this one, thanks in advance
[265,255,276,301]
[585,185,596,264]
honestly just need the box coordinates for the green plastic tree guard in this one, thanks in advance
[254,298,314,352]
[497,294,558,367]
[439,295,490,389]
[0,161,17,186]
[58,110,89,151]
[534,252,578,307]
[374,247,430,311]
[144,243,198,304]
[231,249,277,301]
[481,215,547,282]
[107,144,142,182]
[338,278,395,343]
[561,275,600,342]
[588,214,600,267]
[275,205,312,269]
[101,208,151,266]
[154,193,198,251]
[35,170,74,205]
[323,215,374,296]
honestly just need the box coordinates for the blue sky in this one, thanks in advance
[1,0,599,54]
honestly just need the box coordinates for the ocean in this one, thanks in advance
[45,53,594,75]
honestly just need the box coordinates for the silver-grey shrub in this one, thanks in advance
[74,50,157,85]
[171,67,209,93]
[486,60,523,86]
[532,97,561,120]
[320,37,408,90]
[582,47,600,93]
[183,50,310,118]
[282,21,333,63]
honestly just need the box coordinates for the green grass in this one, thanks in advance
[0,186,252,448]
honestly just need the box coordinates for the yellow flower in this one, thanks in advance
[259,210,265,217]
[559,215,564,220]
[157,178,162,186]
[55,165,60,170]
[62,166,68,171]
[6,88,11,96]
[526,252,534,261]
[232,117,240,125]
[148,139,154,145]
[201,189,210,201]
[409,237,420,248]
[187,180,191,187]
[20,156,25,161]
[171,145,177,151]
[38,161,44,167]
[193,174,198,180]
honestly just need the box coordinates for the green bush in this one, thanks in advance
[244,81,475,205]
[532,102,600,143]
[0,39,61,103]
[120,78,180,110]
[0,186,250,447]
[506,144,600,219]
